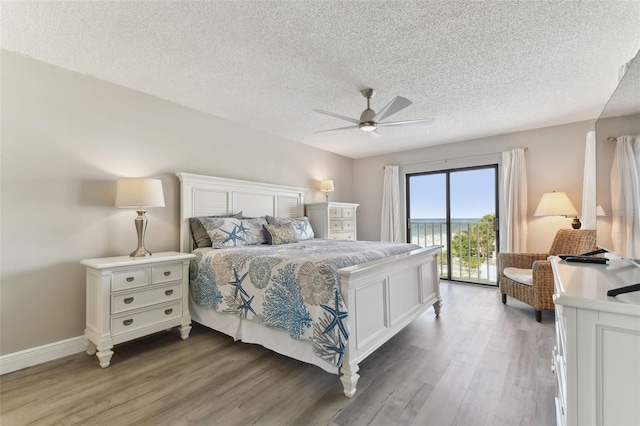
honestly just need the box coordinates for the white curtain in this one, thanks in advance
[581,131,597,229]
[381,165,402,242]
[500,148,528,252]
[610,135,640,258]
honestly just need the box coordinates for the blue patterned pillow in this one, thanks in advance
[266,216,314,241]
[189,212,242,248]
[206,217,268,248]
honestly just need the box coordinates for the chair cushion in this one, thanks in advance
[503,267,533,286]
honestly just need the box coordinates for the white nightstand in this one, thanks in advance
[306,202,359,240]
[81,251,195,368]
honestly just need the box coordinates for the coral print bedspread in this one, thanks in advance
[190,239,420,367]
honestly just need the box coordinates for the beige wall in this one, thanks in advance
[0,51,354,355]
[0,49,600,358]
[353,120,595,253]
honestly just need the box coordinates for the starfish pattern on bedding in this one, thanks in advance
[326,335,346,367]
[238,293,257,318]
[229,269,249,299]
[320,290,348,339]
[222,225,246,246]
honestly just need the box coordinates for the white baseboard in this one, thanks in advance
[0,336,86,375]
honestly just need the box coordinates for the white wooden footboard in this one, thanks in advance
[338,245,442,397]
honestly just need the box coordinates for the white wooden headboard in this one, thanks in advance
[176,172,306,252]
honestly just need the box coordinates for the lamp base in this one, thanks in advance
[130,247,152,257]
[571,217,582,230]
[130,209,153,257]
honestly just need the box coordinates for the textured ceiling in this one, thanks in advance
[2,1,640,159]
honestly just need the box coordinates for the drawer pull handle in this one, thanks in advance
[123,319,133,326]
[165,289,174,296]
[126,277,134,282]
[124,297,134,304]
[163,271,171,277]
[164,309,173,315]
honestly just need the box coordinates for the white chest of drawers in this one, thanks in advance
[551,256,640,426]
[306,202,359,241]
[82,251,195,367]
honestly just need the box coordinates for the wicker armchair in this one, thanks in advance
[499,229,597,322]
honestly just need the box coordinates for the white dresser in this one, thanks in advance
[82,251,195,368]
[306,202,359,241]
[551,256,640,426]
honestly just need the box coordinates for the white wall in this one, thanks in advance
[0,51,354,355]
[353,120,595,253]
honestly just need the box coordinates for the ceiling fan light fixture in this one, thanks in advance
[359,122,377,132]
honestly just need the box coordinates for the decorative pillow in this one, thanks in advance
[266,216,314,241]
[206,216,268,248]
[264,224,296,245]
[189,212,242,248]
[242,216,269,245]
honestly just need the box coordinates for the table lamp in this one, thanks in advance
[534,191,581,229]
[116,178,165,256]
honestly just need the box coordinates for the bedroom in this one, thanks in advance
[1,1,640,424]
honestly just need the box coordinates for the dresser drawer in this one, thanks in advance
[342,208,354,218]
[331,232,355,241]
[112,268,148,291]
[329,207,342,218]
[342,220,354,231]
[111,282,182,315]
[330,220,343,231]
[151,263,182,284]
[111,301,182,336]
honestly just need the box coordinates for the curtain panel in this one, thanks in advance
[381,165,403,242]
[611,135,640,258]
[500,148,528,252]
[581,131,597,230]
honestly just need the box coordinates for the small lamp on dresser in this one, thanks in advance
[115,178,165,257]
[320,179,334,201]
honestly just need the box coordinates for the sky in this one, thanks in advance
[408,167,496,219]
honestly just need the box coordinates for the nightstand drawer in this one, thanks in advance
[111,283,182,314]
[151,263,182,284]
[112,269,148,291]
[111,301,182,336]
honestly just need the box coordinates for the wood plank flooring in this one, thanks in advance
[0,282,556,426]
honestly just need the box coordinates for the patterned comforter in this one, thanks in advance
[190,239,421,367]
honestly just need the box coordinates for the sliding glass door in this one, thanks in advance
[407,165,498,285]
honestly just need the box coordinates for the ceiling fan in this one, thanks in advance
[314,88,434,136]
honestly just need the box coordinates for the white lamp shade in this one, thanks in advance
[116,178,165,208]
[534,191,578,216]
[320,180,335,192]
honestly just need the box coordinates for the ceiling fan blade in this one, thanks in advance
[377,118,435,127]
[314,109,361,124]
[314,124,359,133]
[372,96,412,122]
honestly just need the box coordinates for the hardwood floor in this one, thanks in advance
[0,281,556,426]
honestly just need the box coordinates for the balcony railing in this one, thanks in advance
[409,218,497,285]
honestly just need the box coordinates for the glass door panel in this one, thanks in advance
[407,165,498,285]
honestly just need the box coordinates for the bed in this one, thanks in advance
[177,172,442,397]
